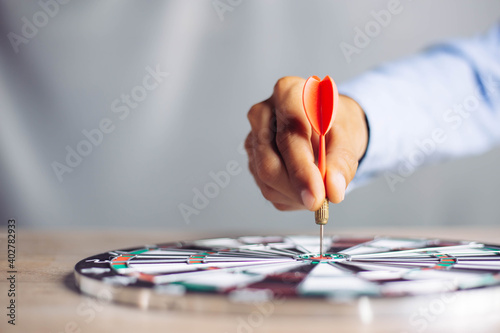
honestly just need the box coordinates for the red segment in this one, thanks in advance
[308,255,330,260]
[267,271,308,283]
[112,255,131,263]
[244,282,298,297]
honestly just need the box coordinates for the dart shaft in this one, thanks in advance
[318,135,326,178]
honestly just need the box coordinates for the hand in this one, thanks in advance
[245,76,368,211]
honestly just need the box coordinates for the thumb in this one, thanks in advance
[325,143,359,204]
[324,95,367,203]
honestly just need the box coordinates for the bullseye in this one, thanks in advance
[296,253,349,263]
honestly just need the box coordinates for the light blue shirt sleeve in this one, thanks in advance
[339,24,500,190]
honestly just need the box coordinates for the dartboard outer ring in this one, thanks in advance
[74,235,500,316]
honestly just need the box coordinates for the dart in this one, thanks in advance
[302,75,339,256]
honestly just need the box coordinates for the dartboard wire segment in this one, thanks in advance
[74,235,500,311]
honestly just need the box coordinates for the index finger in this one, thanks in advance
[272,77,325,211]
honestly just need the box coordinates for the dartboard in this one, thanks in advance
[74,235,500,311]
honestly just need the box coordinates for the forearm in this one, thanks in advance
[340,24,500,188]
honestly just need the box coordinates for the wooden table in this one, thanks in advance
[1,227,500,333]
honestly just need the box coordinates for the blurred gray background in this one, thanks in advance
[0,0,499,233]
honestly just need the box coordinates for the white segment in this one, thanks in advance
[297,263,379,295]
[307,263,346,277]
[242,262,306,275]
[351,244,485,258]
[368,238,428,249]
[382,279,457,295]
[454,263,500,270]
[285,235,332,254]
[193,238,244,248]
[153,262,303,284]
[179,271,264,291]
[358,271,404,281]
[341,238,427,255]
[139,249,198,256]
[238,236,283,244]
[155,270,215,283]
[404,269,484,284]
[340,247,384,255]
[299,275,378,295]
[237,244,297,257]
[344,261,413,273]
[126,259,293,274]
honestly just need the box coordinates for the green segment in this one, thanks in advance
[171,282,217,292]
[481,247,500,253]
[437,263,453,267]
[129,249,149,254]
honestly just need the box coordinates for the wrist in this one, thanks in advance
[339,95,369,161]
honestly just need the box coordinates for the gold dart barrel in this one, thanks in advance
[315,198,329,225]
[315,198,329,256]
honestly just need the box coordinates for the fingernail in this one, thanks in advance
[332,172,346,201]
[301,189,316,210]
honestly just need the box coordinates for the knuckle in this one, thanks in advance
[275,115,309,151]
[256,156,280,184]
[274,76,298,93]
[256,127,274,145]
[244,134,254,151]
[275,131,306,167]
[247,104,261,126]
[275,111,290,132]
[260,184,276,202]
[274,77,291,92]
[275,127,294,152]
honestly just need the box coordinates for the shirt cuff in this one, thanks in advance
[339,75,392,190]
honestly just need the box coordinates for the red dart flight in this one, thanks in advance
[302,75,339,192]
